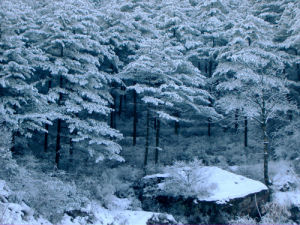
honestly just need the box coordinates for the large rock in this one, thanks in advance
[134,167,269,224]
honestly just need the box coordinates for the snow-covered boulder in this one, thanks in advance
[136,166,269,224]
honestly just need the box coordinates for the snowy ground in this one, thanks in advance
[0,180,50,225]
[61,201,176,225]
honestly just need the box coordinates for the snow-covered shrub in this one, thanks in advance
[4,160,86,223]
[163,160,211,198]
[273,118,300,163]
[260,202,293,224]
[79,165,142,210]
[0,179,50,224]
[271,162,299,192]
[229,215,257,224]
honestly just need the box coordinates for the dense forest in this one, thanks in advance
[0,0,300,224]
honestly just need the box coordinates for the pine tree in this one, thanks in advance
[32,0,123,166]
[0,0,51,152]
[214,4,294,185]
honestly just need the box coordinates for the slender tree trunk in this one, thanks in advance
[175,121,179,135]
[55,75,63,169]
[55,118,61,168]
[235,109,239,132]
[208,118,211,137]
[244,116,248,147]
[44,80,52,152]
[207,60,213,137]
[174,112,179,135]
[110,94,116,129]
[263,122,269,186]
[155,118,160,164]
[262,96,270,186]
[133,90,137,146]
[208,97,213,137]
[144,107,150,167]
[118,86,125,117]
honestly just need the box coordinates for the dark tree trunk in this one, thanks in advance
[174,112,180,135]
[263,122,269,186]
[262,96,270,187]
[144,107,150,167]
[175,121,180,135]
[118,86,125,117]
[133,90,137,146]
[44,80,52,152]
[155,118,160,164]
[207,60,213,137]
[235,109,239,132]
[110,94,116,129]
[244,116,248,147]
[55,118,61,168]
[55,75,63,169]
[208,118,211,137]
[208,97,213,137]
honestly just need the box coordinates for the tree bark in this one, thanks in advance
[174,112,179,135]
[263,122,270,186]
[118,86,125,117]
[235,109,239,133]
[44,80,52,152]
[144,107,150,167]
[55,117,61,168]
[155,118,160,164]
[262,96,270,186]
[110,94,116,129]
[208,118,211,137]
[133,90,137,146]
[244,116,248,147]
[55,75,63,169]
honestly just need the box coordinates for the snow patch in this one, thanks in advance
[0,180,50,225]
[143,173,170,179]
[61,201,176,225]
[273,191,300,208]
[196,167,268,203]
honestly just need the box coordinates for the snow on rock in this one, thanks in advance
[194,167,268,203]
[143,173,170,179]
[0,180,50,225]
[138,166,269,224]
[151,166,268,203]
[62,201,177,225]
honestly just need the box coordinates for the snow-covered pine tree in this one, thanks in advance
[214,3,295,185]
[0,0,52,152]
[32,0,123,167]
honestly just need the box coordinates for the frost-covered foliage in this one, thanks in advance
[229,202,293,224]
[163,160,210,197]
[0,180,50,225]
[1,0,300,223]
[0,0,51,137]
